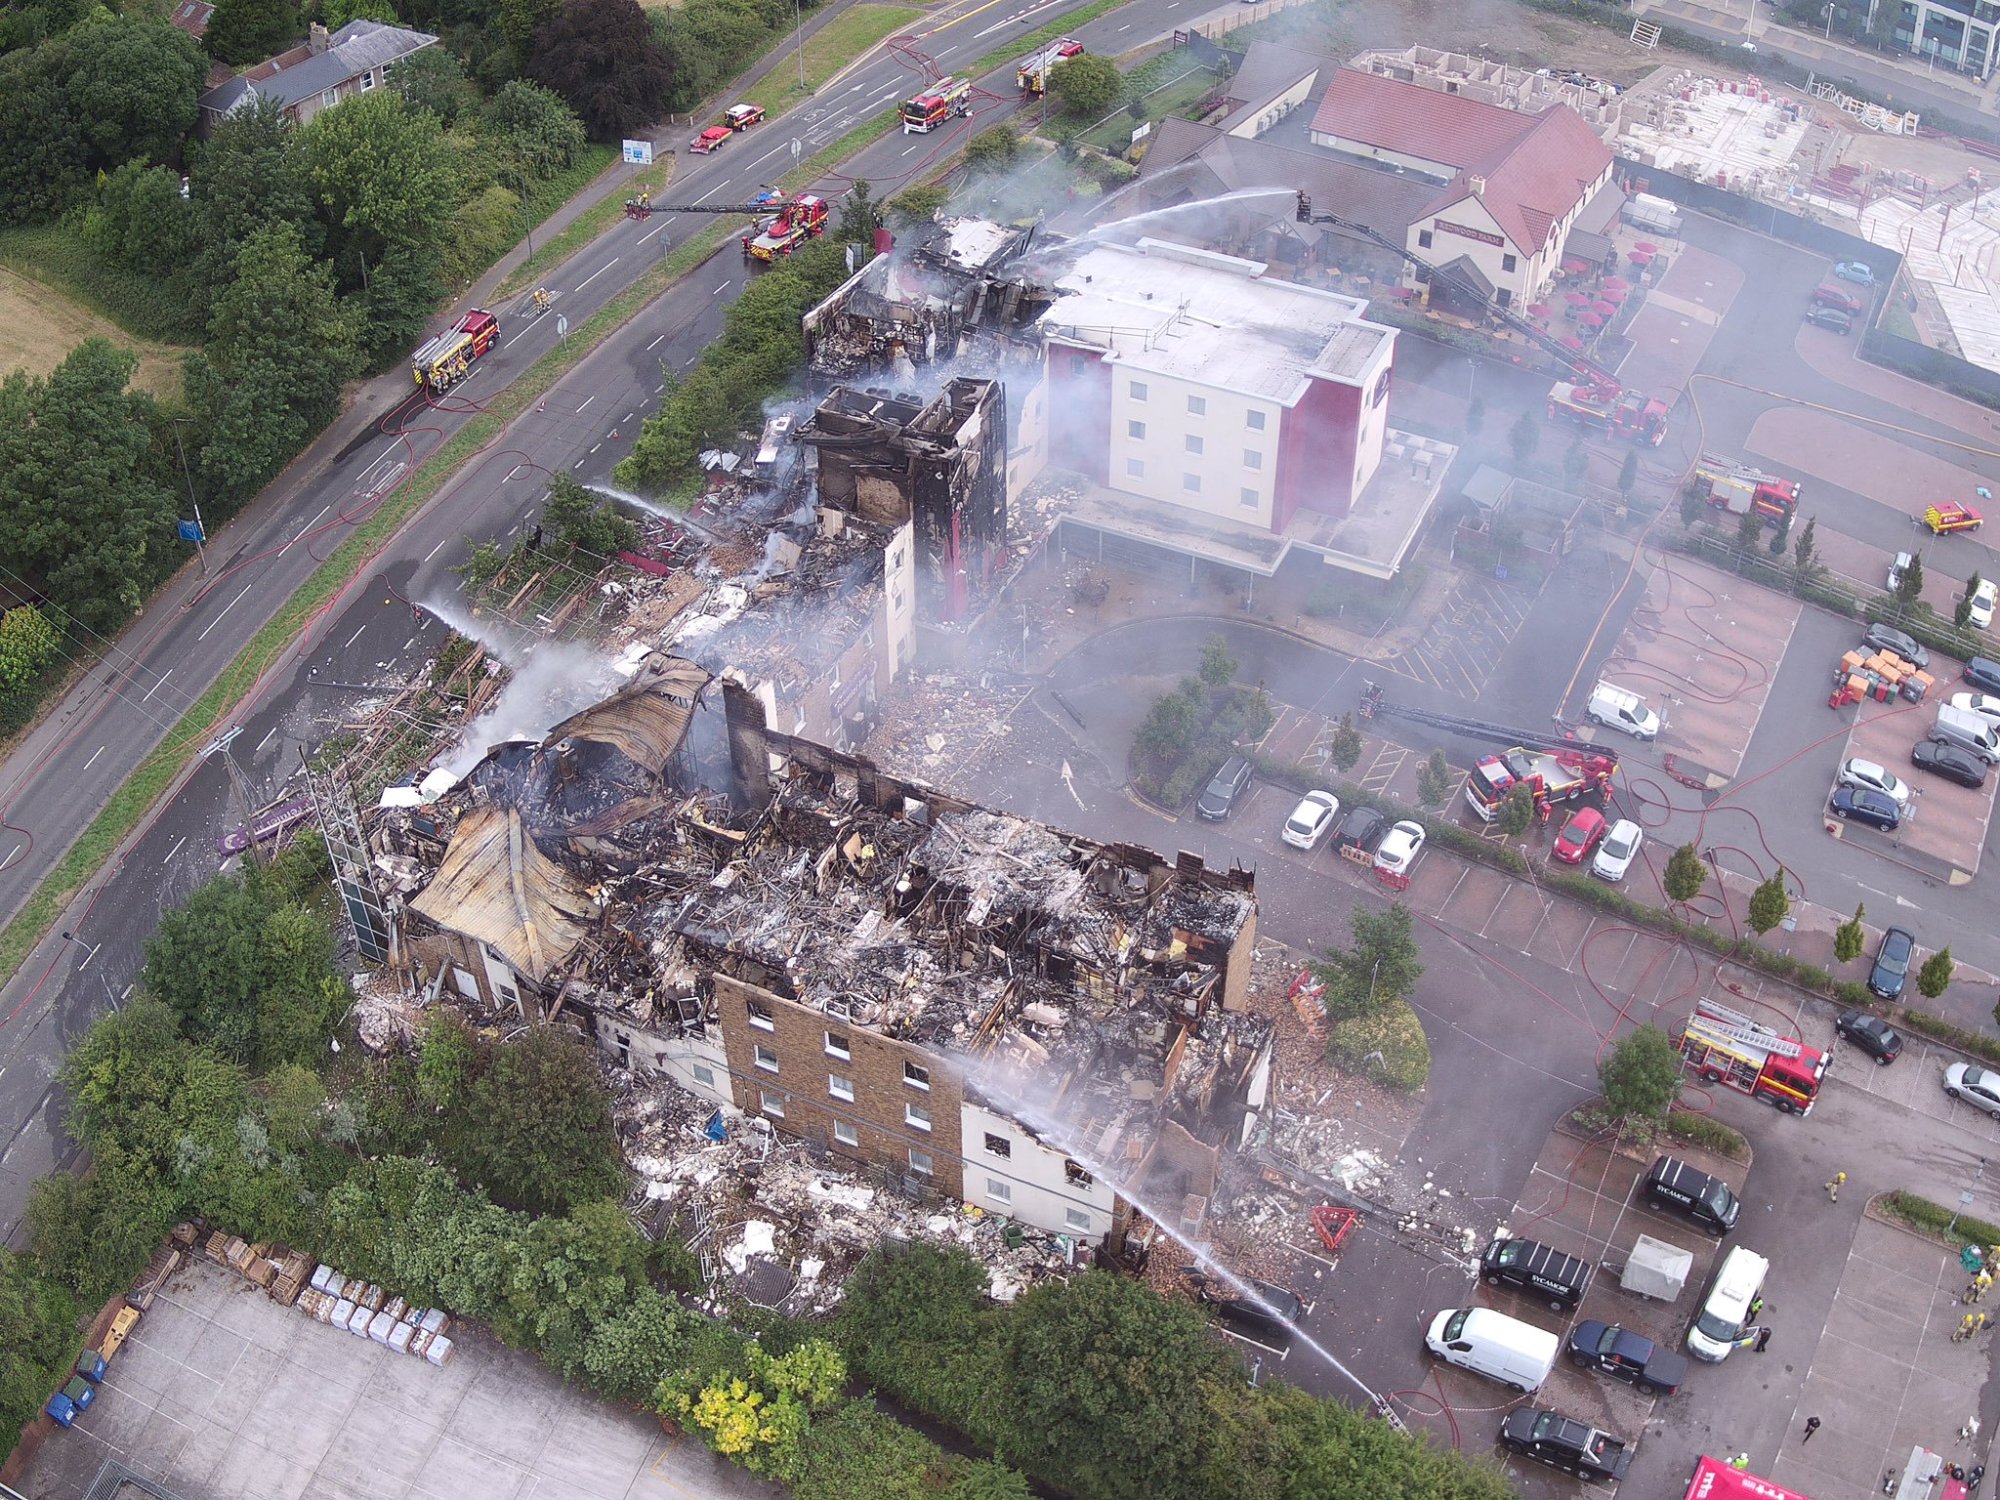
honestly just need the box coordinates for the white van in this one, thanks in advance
[1935,703,2000,765]
[1588,682,1660,740]
[1686,1245,1770,1361]
[1425,1306,1559,1392]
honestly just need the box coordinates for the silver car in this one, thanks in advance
[1592,819,1643,882]
[1838,757,1913,808]
[1945,1063,2000,1119]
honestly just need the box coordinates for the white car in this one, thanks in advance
[1972,578,1999,630]
[1281,790,1340,850]
[1945,1063,2000,1119]
[1592,819,1643,882]
[1949,692,2000,728]
[1838,757,1913,809]
[1373,820,1426,876]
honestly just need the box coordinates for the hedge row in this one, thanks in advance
[1882,1191,2000,1250]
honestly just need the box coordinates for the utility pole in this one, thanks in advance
[171,420,208,575]
[793,0,807,90]
[202,726,266,866]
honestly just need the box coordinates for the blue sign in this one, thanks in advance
[177,519,205,543]
[622,139,654,165]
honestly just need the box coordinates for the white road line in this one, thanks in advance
[622,412,634,423]
[279,503,332,555]
[646,334,666,350]
[508,523,520,535]
[638,221,670,244]
[577,396,596,413]
[162,835,186,865]
[713,280,733,295]
[590,442,602,454]
[343,625,366,648]
[82,745,106,770]
[141,668,174,703]
[423,536,449,562]
[1117,21,1130,28]
[903,142,920,154]
[573,458,586,469]
[692,186,721,205]
[504,464,525,482]
[751,142,792,168]
[657,383,666,392]
[198,584,254,644]
[254,726,278,754]
[573,258,620,293]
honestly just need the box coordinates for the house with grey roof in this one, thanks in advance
[197,19,437,131]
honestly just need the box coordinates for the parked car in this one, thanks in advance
[1972,578,1999,629]
[1830,786,1901,830]
[1835,1009,1904,1064]
[1813,282,1864,314]
[1967,656,2000,694]
[1869,925,1917,1000]
[1553,806,1607,864]
[1374,820,1426,876]
[1592,819,1643,882]
[1838,757,1912,808]
[1195,756,1253,820]
[1888,551,1914,592]
[1804,305,1852,334]
[1912,739,1988,789]
[1332,806,1388,861]
[1945,1063,2000,1119]
[1833,260,1879,286]
[1864,622,1930,668]
[1950,692,2000,728]
[1281,790,1340,850]
[1481,1235,1592,1311]
[1499,1409,1632,1485]
[1566,1321,1688,1395]
[1644,1155,1740,1236]
[1195,1275,1304,1344]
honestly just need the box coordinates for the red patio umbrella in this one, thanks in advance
[1564,289,1591,306]
[1578,311,1604,328]
[1558,334,1585,349]
[1633,241,1658,255]
[1599,285,1627,303]
[1592,299,1618,317]
[1603,275,1629,291]
[1628,250,1653,267]
[1527,303,1552,319]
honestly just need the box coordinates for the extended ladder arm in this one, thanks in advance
[1357,682,1617,767]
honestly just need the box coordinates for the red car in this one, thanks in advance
[1553,806,1607,864]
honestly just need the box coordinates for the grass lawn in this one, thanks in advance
[741,5,923,117]
[0,257,192,401]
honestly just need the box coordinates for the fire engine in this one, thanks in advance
[901,77,971,133]
[1693,453,1800,525]
[741,195,829,262]
[1354,682,1617,823]
[1676,1000,1829,1115]
[724,103,764,130]
[1546,378,1671,446]
[1017,39,1083,95]
[410,309,499,392]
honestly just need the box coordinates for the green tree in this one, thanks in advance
[324,0,400,24]
[1495,782,1535,836]
[1895,551,1925,608]
[254,901,346,1068]
[1747,866,1791,935]
[61,16,209,169]
[394,45,481,127]
[839,178,882,241]
[204,0,299,64]
[0,1250,78,1443]
[1679,482,1705,528]
[1736,507,1763,551]
[0,47,86,225]
[1919,945,1955,1000]
[1663,842,1706,905]
[1327,712,1363,773]
[498,1197,650,1376]
[1618,447,1639,496]
[196,223,359,502]
[1312,901,1424,1021]
[794,1401,960,1500]
[1598,1024,1681,1123]
[1793,514,1819,583]
[1197,633,1236,688]
[581,1288,688,1402]
[1562,439,1588,489]
[0,605,62,698]
[1046,53,1124,117]
[1416,748,1452,808]
[544,473,639,556]
[1768,515,1790,556]
[78,161,203,274]
[483,79,586,189]
[528,0,673,139]
[1464,396,1484,436]
[964,125,1018,175]
[1834,902,1866,965]
[838,1242,995,1409]
[1506,408,1540,466]
[0,339,175,633]
[455,1025,626,1215]
[1962,570,1985,630]
[299,89,459,288]
[141,872,273,1058]
[888,181,950,226]
[994,1270,1233,1500]
[501,0,566,66]
[415,1010,477,1110]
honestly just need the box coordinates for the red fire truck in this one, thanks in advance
[1676,1000,1829,1115]
[741,195,829,262]
[1463,745,1615,823]
[901,77,971,133]
[410,309,499,392]
[1693,453,1801,526]
[1546,377,1670,446]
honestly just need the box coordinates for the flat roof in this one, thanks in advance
[1040,238,1391,399]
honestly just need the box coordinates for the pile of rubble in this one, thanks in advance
[871,669,1033,782]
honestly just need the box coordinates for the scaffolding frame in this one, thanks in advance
[308,768,392,966]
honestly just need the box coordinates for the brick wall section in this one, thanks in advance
[713,973,965,1197]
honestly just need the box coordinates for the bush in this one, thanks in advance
[1326,998,1430,1089]
[1882,1191,2000,1249]
[1894,1007,2000,1066]
[1664,1108,1749,1161]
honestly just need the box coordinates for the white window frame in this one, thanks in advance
[905,1101,932,1131]
[1243,449,1262,470]
[824,1031,851,1060]
[1183,473,1201,493]
[984,1132,1011,1158]
[1245,409,1266,431]
[753,1044,779,1074]
[1185,434,1203,456]
[691,1062,716,1087]
[987,1178,1012,1202]
[760,1091,785,1118]
[833,1119,859,1147]
[1127,419,1145,439]
[1187,394,1206,416]
[1239,488,1259,508]
[747,1000,775,1031]
[1129,380,1147,401]
[1064,1208,1092,1231]
[359,70,376,91]
[909,1148,933,1176]
[829,1074,854,1102]
[1126,457,1144,478]
[904,1061,930,1091]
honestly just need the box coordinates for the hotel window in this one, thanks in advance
[1065,1208,1092,1231]
[829,1074,854,1102]
[833,1120,859,1146]
[1186,394,1206,416]
[1126,458,1145,478]
[1496,288,1513,308]
[825,1031,850,1060]
[909,1148,934,1175]
[904,1061,929,1090]
[1185,434,1203,456]
[1501,253,1518,272]
[1183,473,1201,493]
[753,1044,778,1073]
[1240,488,1259,509]
[984,1132,1012,1158]
[747,999,774,1031]
[1245,409,1266,431]
[1128,419,1145,439]
[1372,371,1392,408]
[1243,449,1261,470]
[760,1091,784,1118]
[1064,1160,1093,1186]
[692,1062,716,1087]
[905,1101,932,1131]
[987,1178,1012,1202]
[1129,380,1147,401]
[1417,229,1434,249]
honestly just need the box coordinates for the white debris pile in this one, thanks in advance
[346,969,424,1053]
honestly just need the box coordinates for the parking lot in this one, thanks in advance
[1833,692,1998,881]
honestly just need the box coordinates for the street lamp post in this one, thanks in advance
[793,0,807,91]
[170,418,207,575]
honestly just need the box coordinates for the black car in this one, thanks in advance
[1195,756,1253,820]
[1644,1155,1739,1235]
[1968,656,2000,694]
[1870,925,1917,999]
[1567,1320,1688,1395]
[1804,305,1852,334]
[1480,1235,1592,1311]
[1195,1275,1303,1345]
[1830,785,1901,830]
[1500,1409,1633,1484]
[1331,805,1388,863]
[1835,1009,1904,1064]
[1864,623,1930,669]
[1914,739,1989,788]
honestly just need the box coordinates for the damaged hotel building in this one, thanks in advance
[385,661,1274,1246]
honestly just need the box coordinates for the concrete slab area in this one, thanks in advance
[18,1258,780,1500]
[1590,554,1799,783]
[1834,692,1997,879]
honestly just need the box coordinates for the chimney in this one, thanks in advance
[1468,174,1487,196]
[308,20,329,52]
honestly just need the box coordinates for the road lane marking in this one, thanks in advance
[254,726,278,754]
[638,222,669,243]
[646,335,665,350]
[197,585,253,642]
[162,836,186,865]
[343,625,366,648]
[590,443,602,454]
[279,503,332,555]
[423,536,449,562]
[713,280,733,295]
[573,257,620,293]
[82,746,105,770]
[577,396,596,413]
[141,669,174,703]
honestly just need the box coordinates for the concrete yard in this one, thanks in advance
[18,1258,777,1500]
